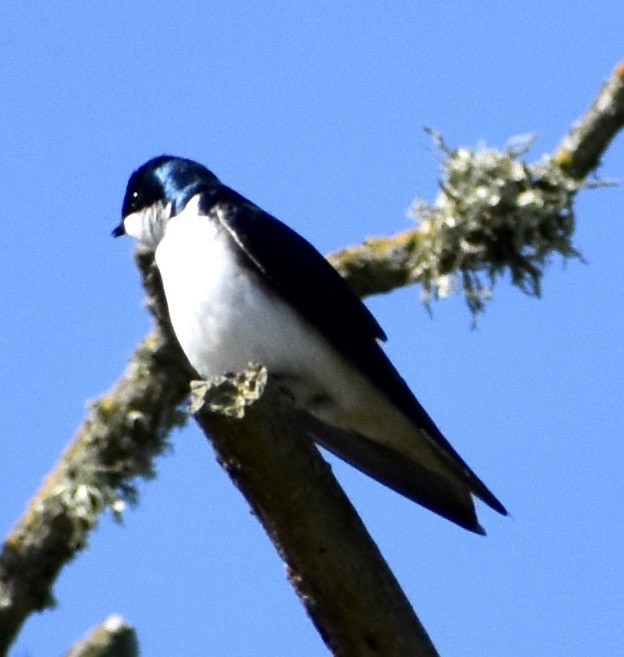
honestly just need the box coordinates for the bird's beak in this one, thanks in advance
[112,221,126,237]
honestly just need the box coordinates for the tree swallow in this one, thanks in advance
[113,156,507,533]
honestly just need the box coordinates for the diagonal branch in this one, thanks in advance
[554,62,624,178]
[332,62,624,316]
[0,259,192,655]
[192,366,439,656]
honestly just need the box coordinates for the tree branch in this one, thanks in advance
[192,365,439,657]
[64,616,138,657]
[331,63,624,316]
[554,62,624,179]
[0,258,192,654]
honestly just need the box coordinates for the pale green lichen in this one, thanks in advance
[190,365,268,419]
[410,130,601,320]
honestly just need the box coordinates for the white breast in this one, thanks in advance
[156,200,304,376]
[156,198,353,408]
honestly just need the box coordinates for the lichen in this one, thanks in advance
[410,130,600,320]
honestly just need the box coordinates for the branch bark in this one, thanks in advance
[554,62,624,178]
[192,366,439,657]
[64,616,138,657]
[331,62,624,314]
[0,259,192,655]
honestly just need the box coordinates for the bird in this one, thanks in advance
[113,155,507,533]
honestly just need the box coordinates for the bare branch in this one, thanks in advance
[0,258,192,654]
[554,62,624,179]
[192,365,440,657]
[64,616,138,657]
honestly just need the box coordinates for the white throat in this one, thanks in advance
[123,199,174,250]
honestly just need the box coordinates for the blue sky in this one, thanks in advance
[1,3,622,656]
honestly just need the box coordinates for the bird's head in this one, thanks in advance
[113,155,220,250]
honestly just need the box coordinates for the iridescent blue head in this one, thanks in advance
[113,155,220,249]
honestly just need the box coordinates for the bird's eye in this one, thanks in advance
[129,190,142,211]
